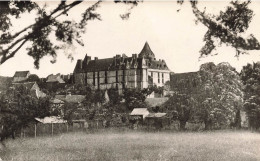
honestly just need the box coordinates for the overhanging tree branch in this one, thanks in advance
[190,1,260,56]
[0,0,98,66]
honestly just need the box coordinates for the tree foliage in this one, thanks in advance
[0,85,51,141]
[163,93,194,130]
[27,74,40,82]
[189,0,260,57]
[240,62,260,129]
[194,62,243,129]
[0,0,101,68]
[123,88,148,111]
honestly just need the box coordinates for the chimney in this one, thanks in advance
[94,57,98,61]
[162,59,165,63]
[159,59,161,62]
[132,54,137,59]
[77,59,83,69]
[116,54,121,59]
[114,56,116,65]
[83,54,91,65]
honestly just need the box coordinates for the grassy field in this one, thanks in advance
[0,130,260,161]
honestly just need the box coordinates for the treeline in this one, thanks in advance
[1,61,260,142]
[164,62,260,131]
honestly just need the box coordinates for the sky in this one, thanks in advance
[0,1,260,77]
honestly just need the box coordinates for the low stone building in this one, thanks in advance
[73,42,171,95]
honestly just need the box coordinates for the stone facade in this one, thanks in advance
[73,42,171,94]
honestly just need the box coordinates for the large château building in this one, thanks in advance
[73,42,171,94]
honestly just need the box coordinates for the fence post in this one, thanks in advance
[97,120,99,129]
[51,123,54,136]
[34,123,37,138]
[66,123,69,133]
[21,126,23,138]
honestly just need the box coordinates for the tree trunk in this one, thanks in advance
[204,121,211,130]
[235,110,241,129]
[179,121,186,131]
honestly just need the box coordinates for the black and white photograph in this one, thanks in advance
[0,0,260,160]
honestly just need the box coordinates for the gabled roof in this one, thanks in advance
[46,74,65,83]
[130,108,149,116]
[35,90,46,98]
[13,71,30,77]
[35,116,67,124]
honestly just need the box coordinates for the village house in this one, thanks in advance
[46,73,66,89]
[13,71,30,83]
[73,42,171,95]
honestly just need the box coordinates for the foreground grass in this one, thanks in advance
[1,130,260,161]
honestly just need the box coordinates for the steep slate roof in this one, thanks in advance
[74,42,170,73]
[86,58,114,71]
[138,42,155,59]
[13,71,30,77]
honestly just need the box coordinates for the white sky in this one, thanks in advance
[0,1,260,77]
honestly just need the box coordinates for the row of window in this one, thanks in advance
[89,71,167,86]
[150,72,165,84]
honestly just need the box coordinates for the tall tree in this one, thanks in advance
[163,93,194,130]
[0,85,51,142]
[194,62,243,130]
[240,62,260,129]
[123,88,148,111]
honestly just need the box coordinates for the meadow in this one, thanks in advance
[0,130,260,161]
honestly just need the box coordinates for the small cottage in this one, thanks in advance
[129,108,149,127]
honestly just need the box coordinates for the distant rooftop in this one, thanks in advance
[13,71,30,77]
